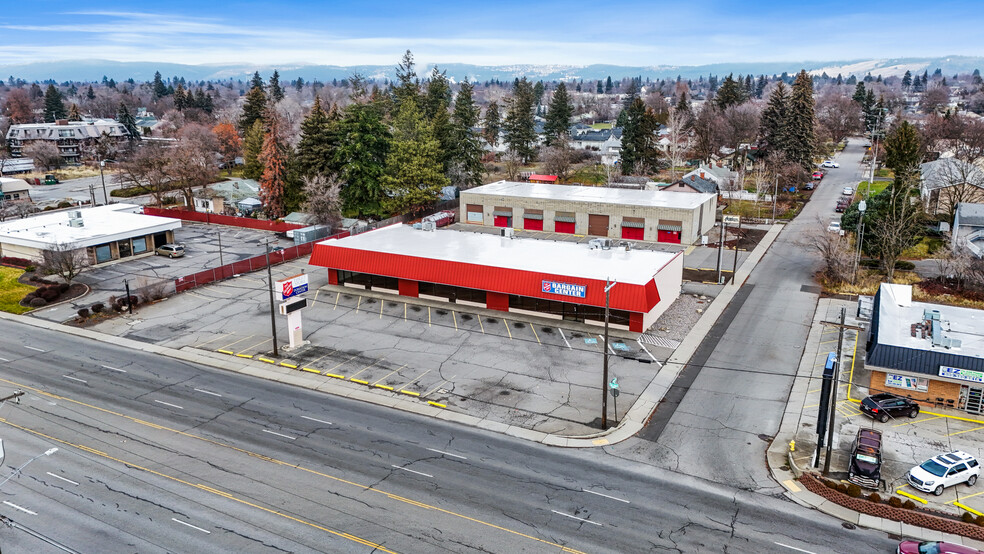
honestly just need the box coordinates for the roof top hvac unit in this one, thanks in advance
[588,238,613,250]
[69,218,84,228]
[68,210,82,219]
[421,221,437,232]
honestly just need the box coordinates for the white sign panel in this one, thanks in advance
[885,373,929,392]
[723,215,740,225]
[939,365,984,384]
[275,273,309,301]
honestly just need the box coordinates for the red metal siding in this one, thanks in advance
[399,279,419,297]
[328,269,339,285]
[524,218,543,231]
[621,227,644,240]
[629,312,645,333]
[309,242,662,313]
[657,230,681,244]
[555,221,575,234]
[487,291,509,311]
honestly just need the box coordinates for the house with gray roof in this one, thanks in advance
[920,158,984,217]
[952,202,984,258]
[5,119,131,164]
[663,174,719,194]
[193,179,262,214]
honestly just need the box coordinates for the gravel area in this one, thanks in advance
[646,291,716,343]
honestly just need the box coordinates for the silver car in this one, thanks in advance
[155,244,185,258]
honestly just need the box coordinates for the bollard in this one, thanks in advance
[789,439,796,452]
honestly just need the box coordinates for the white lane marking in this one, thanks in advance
[172,518,211,534]
[154,400,184,410]
[775,543,816,554]
[102,365,127,373]
[3,501,37,515]
[262,429,296,440]
[0,357,9,362]
[391,465,433,478]
[63,376,87,384]
[24,346,44,352]
[583,489,630,503]
[194,388,222,397]
[46,472,79,486]
[599,335,616,354]
[635,340,658,362]
[551,510,601,526]
[300,415,332,425]
[426,448,467,460]
[557,328,572,349]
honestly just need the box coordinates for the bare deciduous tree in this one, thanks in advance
[809,216,855,284]
[119,142,174,206]
[816,92,862,145]
[40,242,89,283]
[169,123,220,210]
[302,173,343,229]
[540,140,575,181]
[24,141,62,171]
[666,107,693,181]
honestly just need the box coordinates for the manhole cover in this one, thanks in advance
[841,522,856,530]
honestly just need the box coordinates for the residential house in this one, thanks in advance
[920,158,984,218]
[663,174,719,194]
[1,177,32,204]
[5,119,131,164]
[193,179,261,215]
[682,165,737,191]
[952,202,984,258]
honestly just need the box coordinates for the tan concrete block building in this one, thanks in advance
[459,181,717,245]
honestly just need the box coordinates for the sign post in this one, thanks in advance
[609,377,620,425]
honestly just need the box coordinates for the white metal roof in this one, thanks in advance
[321,224,680,285]
[876,283,984,357]
[465,180,714,210]
[0,204,181,249]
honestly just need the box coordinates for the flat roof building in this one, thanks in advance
[0,204,180,265]
[866,283,984,414]
[309,224,683,333]
[460,181,716,245]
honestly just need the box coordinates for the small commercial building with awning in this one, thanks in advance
[309,224,683,332]
[459,181,716,244]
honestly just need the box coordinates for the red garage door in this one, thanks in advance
[555,221,575,234]
[524,217,543,231]
[657,230,681,243]
[621,226,644,240]
[494,216,512,227]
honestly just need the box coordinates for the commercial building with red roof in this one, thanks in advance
[308,224,683,333]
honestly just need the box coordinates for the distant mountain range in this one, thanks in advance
[1,56,982,84]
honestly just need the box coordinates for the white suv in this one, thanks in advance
[908,451,980,496]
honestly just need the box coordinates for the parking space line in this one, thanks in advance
[636,340,656,361]
[893,414,945,427]
[946,425,984,437]
[333,292,340,310]
[404,303,407,320]
[529,323,540,344]
[422,376,456,398]
[379,301,384,318]
[399,369,431,391]
[219,334,256,350]
[326,354,359,373]
[372,364,408,386]
[196,333,233,347]
[947,490,984,504]
[356,296,362,313]
[478,316,485,334]
[505,321,512,339]
[236,338,270,355]
[452,311,458,331]
[558,328,572,349]
[348,358,386,380]
[601,336,616,354]
[428,307,432,327]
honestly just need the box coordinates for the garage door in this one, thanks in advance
[657,220,682,243]
[493,207,513,228]
[588,214,609,237]
[555,212,575,234]
[523,209,543,231]
[466,204,483,224]
[621,217,644,240]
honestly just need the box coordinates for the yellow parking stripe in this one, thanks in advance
[955,502,984,516]
[893,415,944,427]
[897,489,928,504]
[529,323,540,344]
[947,425,984,437]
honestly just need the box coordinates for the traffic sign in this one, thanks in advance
[610,388,620,397]
[609,377,619,390]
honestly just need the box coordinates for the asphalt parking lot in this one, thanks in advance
[87,255,711,436]
[29,221,294,323]
[798,299,984,517]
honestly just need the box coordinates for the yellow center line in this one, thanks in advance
[0,377,583,554]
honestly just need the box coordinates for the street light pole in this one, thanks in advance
[601,279,616,430]
[99,159,109,205]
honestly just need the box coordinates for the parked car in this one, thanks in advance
[908,451,980,496]
[812,171,824,180]
[821,160,840,168]
[848,428,882,489]
[859,392,920,422]
[842,187,854,196]
[827,221,841,233]
[898,540,984,554]
[155,244,185,258]
[804,182,815,190]
[44,173,59,184]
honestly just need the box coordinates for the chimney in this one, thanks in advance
[699,171,705,179]
[55,119,68,126]
[690,176,695,181]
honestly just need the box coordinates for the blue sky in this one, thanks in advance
[1,1,982,67]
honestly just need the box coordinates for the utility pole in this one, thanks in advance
[732,217,742,283]
[124,279,133,314]
[99,159,109,205]
[821,308,861,475]
[265,241,279,357]
[716,220,726,284]
[852,201,867,284]
[601,279,616,430]
[865,108,885,198]
[217,229,224,267]
[0,390,24,405]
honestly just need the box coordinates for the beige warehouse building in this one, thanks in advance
[459,181,717,244]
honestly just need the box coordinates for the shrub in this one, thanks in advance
[58,283,69,293]
[29,297,47,307]
[128,295,140,306]
[963,512,977,524]
[866,493,881,503]
[888,496,903,508]
[976,515,984,526]
[56,201,73,209]
[824,479,838,490]
[846,483,862,498]
[903,499,916,510]
[25,265,35,272]
[91,302,105,313]
[77,308,90,318]
[112,302,123,312]
[836,483,849,494]
[39,288,60,301]
[0,256,33,268]
[22,292,36,302]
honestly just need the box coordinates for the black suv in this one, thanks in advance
[860,393,920,423]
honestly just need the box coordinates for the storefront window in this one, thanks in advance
[94,244,113,263]
[118,239,132,258]
[132,237,148,254]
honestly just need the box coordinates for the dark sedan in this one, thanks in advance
[860,393,920,423]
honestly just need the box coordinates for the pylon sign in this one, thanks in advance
[276,274,308,301]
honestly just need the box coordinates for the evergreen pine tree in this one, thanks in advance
[174,84,188,110]
[152,71,168,98]
[852,82,867,105]
[755,75,768,98]
[294,77,305,92]
[334,100,391,217]
[242,120,266,180]
[786,70,817,171]
[394,50,420,113]
[259,111,288,219]
[239,86,267,134]
[596,80,603,94]
[482,100,501,147]
[615,109,628,128]
[42,84,67,122]
[251,71,264,91]
[503,78,537,163]
[269,70,285,103]
[117,102,141,140]
[901,70,912,90]
[86,85,96,100]
[543,82,573,146]
[381,100,449,217]
[533,81,545,105]
[715,74,744,110]
[449,81,484,189]
[759,82,789,157]
[295,96,340,178]
[423,67,452,121]
[605,76,613,93]
[620,98,661,175]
